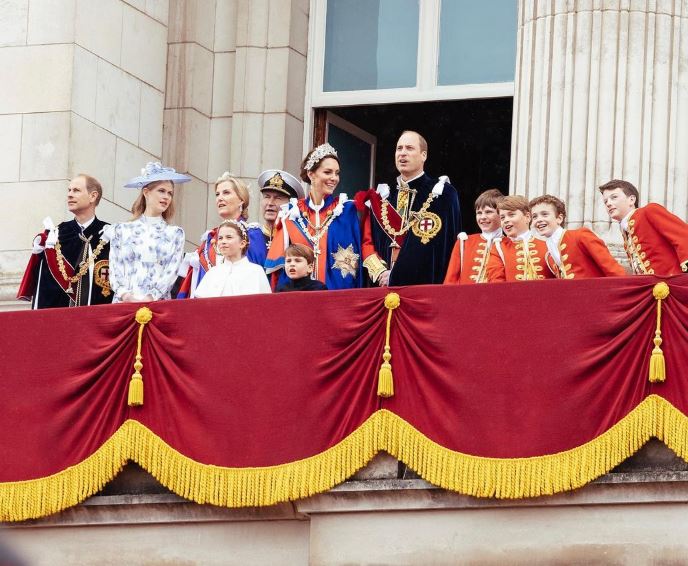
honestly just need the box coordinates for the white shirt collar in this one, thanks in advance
[76,216,95,231]
[619,209,635,232]
[510,229,531,242]
[481,227,503,241]
[398,171,425,185]
[308,199,324,212]
[547,226,565,243]
[545,226,565,266]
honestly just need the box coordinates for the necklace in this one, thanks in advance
[296,209,337,247]
[55,238,108,293]
[295,209,338,280]
[380,192,438,238]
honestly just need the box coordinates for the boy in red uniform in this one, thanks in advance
[486,195,552,282]
[530,195,626,279]
[444,189,503,284]
[599,179,688,275]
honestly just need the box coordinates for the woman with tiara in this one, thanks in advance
[265,143,362,289]
[177,172,265,298]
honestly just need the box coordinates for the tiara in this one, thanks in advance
[305,143,338,172]
[218,219,248,242]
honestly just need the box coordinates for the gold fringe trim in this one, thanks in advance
[4,395,688,521]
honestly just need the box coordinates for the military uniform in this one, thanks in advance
[444,229,503,284]
[620,204,688,275]
[486,234,553,282]
[544,227,626,279]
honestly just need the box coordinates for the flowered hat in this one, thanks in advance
[124,162,192,189]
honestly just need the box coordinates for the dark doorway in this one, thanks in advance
[317,97,513,233]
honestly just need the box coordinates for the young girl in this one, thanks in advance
[194,220,271,298]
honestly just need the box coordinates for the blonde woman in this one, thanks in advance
[109,162,190,302]
[177,172,264,298]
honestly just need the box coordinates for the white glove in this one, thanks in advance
[43,217,58,248]
[32,235,45,254]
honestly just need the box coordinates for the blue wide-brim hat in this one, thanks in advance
[124,162,192,189]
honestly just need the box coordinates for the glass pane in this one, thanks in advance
[438,0,517,86]
[327,123,373,195]
[324,0,419,92]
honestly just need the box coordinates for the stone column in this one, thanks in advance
[510,0,688,236]
[229,0,309,220]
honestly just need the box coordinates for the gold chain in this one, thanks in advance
[55,238,108,284]
[380,193,437,238]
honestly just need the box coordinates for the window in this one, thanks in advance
[438,0,517,86]
[324,0,419,91]
[307,0,518,108]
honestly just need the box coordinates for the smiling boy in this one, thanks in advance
[530,195,625,279]
[599,179,688,275]
[444,189,503,284]
[486,195,552,282]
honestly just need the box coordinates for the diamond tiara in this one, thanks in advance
[304,143,338,172]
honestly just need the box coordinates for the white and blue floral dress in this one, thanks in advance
[109,215,185,302]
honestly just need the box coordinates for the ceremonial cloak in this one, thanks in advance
[357,173,461,286]
[17,217,112,308]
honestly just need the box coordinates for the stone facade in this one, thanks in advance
[0,0,308,308]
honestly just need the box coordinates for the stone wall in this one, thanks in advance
[0,0,309,307]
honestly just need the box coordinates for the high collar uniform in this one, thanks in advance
[444,228,503,284]
[619,204,688,275]
[544,227,626,279]
[486,233,553,282]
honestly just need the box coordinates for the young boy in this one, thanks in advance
[486,195,553,282]
[275,244,328,292]
[444,189,503,284]
[530,195,625,278]
[599,179,688,275]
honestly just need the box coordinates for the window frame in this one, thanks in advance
[306,0,516,109]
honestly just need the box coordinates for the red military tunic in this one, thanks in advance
[621,204,688,276]
[544,227,626,279]
[486,235,553,282]
[444,231,501,284]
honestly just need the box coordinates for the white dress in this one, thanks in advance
[194,256,272,298]
[109,215,185,302]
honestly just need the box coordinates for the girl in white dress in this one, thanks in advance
[194,220,271,298]
[109,162,190,303]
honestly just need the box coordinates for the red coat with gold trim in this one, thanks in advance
[486,236,553,282]
[444,233,498,284]
[545,228,626,279]
[622,204,688,276]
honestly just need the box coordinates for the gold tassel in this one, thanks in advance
[378,292,400,398]
[649,282,670,383]
[129,307,153,406]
